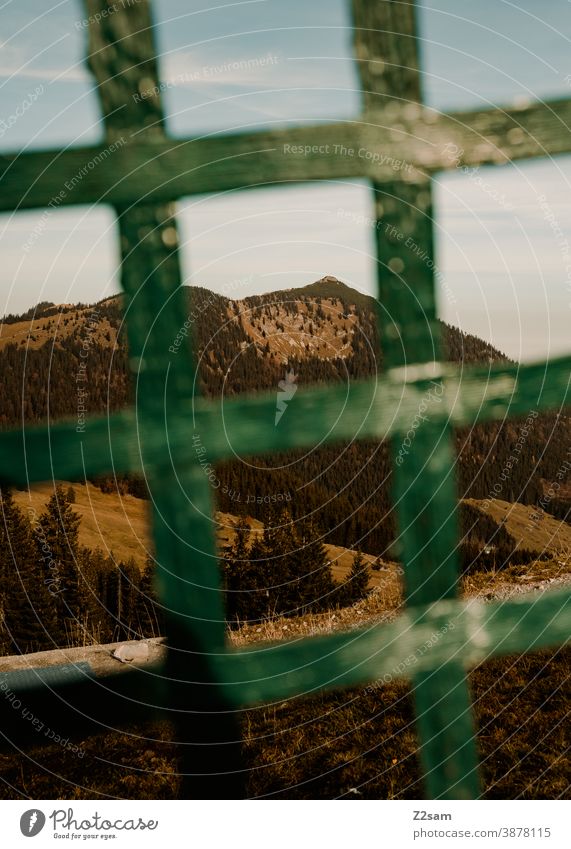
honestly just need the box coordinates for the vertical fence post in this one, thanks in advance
[352,0,481,798]
[84,0,245,798]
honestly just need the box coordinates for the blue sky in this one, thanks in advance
[1,0,571,361]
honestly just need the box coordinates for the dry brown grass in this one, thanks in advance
[460,558,571,602]
[465,497,571,557]
[0,646,567,800]
[230,582,403,647]
[3,487,569,799]
[0,306,119,352]
[241,646,570,799]
[13,482,151,570]
[13,487,399,587]
[12,485,571,590]
[0,560,568,800]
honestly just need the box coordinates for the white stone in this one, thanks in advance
[112,642,150,663]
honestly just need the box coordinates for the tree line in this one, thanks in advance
[1,284,568,570]
[0,485,162,655]
[222,507,370,626]
[0,487,371,655]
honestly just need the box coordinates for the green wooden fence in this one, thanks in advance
[1,0,570,799]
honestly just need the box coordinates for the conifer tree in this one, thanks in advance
[289,518,335,614]
[137,556,164,638]
[103,554,140,641]
[260,508,298,617]
[0,489,57,653]
[224,509,338,622]
[86,547,115,644]
[338,551,370,606]
[222,523,253,625]
[117,556,140,640]
[35,484,85,646]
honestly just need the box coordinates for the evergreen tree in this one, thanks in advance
[260,508,298,618]
[103,555,141,642]
[222,523,254,625]
[222,511,337,623]
[35,484,85,646]
[118,556,141,640]
[239,534,269,624]
[338,551,371,606]
[136,556,164,638]
[288,518,335,614]
[222,514,294,625]
[84,547,115,644]
[0,489,57,653]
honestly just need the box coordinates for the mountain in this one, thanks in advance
[1,278,569,558]
[0,276,508,420]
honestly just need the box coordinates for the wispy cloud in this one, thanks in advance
[163,49,284,89]
[0,39,88,84]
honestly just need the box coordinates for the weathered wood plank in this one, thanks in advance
[85,0,165,139]
[0,410,141,485]
[0,638,166,678]
[213,588,571,706]
[1,355,568,487]
[352,0,480,799]
[353,0,421,107]
[84,0,243,799]
[1,587,568,750]
[3,97,571,213]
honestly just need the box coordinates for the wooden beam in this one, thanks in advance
[213,587,571,705]
[85,0,165,139]
[83,0,244,799]
[353,0,422,107]
[1,588,568,735]
[352,0,481,800]
[1,355,569,487]
[3,97,571,213]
